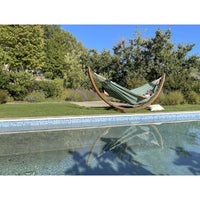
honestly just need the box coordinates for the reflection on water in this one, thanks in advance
[0,121,199,175]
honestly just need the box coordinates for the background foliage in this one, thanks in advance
[0,25,199,105]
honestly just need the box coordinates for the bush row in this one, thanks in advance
[155,90,200,105]
[23,88,100,103]
[1,87,199,105]
[0,70,199,105]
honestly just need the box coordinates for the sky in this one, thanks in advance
[61,25,200,56]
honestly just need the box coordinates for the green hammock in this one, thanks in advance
[94,72,162,105]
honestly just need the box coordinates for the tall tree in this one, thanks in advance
[42,30,69,78]
[0,25,45,71]
[42,25,87,79]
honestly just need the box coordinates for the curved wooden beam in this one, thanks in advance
[151,124,164,149]
[86,127,110,167]
[88,66,165,112]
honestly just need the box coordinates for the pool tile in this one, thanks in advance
[0,111,199,133]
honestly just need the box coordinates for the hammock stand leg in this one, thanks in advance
[88,67,165,113]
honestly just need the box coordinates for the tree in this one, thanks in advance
[42,25,87,79]
[63,50,85,89]
[0,25,45,71]
[42,30,69,78]
[111,28,200,93]
[83,49,114,78]
[42,25,61,40]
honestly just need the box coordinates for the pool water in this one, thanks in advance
[0,120,200,175]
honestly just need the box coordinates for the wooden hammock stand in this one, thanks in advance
[88,66,166,113]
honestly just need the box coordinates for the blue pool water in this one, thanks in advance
[0,120,199,175]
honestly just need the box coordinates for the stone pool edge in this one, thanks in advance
[0,111,200,133]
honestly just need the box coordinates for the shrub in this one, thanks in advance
[154,92,166,105]
[0,68,9,89]
[6,71,34,100]
[191,81,200,93]
[65,89,85,102]
[163,91,184,105]
[44,72,53,79]
[155,91,185,105]
[24,91,45,102]
[35,78,63,98]
[186,91,200,104]
[164,71,194,95]
[7,84,28,101]
[53,78,64,97]
[0,90,8,104]
[6,96,14,102]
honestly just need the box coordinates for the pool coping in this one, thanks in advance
[0,111,200,133]
[0,110,200,121]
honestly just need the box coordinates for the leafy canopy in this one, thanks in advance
[0,25,45,71]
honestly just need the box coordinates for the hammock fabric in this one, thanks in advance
[94,72,162,105]
[88,67,166,112]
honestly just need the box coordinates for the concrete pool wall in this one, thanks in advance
[0,111,200,133]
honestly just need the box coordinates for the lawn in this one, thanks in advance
[0,102,199,118]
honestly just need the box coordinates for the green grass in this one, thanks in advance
[0,102,199,118]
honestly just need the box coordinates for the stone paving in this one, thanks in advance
[70,100,132,108]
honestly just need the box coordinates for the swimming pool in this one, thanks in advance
[0,120,199,175]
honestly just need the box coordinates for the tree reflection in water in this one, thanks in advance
[0,121,199,175]
[65,125,163,175]
[92,125,163,163]
[172,146,200,175]
[64,121,200,175]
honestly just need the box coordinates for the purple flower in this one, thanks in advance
[84,89,98,98]
[88,89,98,97]
[76,89,88,101]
